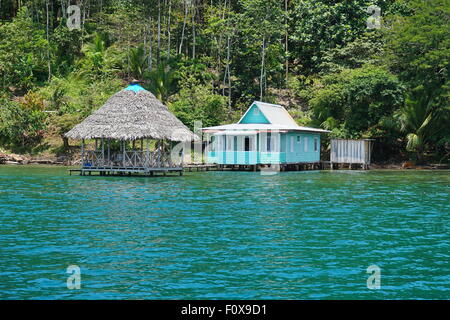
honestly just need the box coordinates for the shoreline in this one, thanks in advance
[1,162,449,171]
[2,151,449,170]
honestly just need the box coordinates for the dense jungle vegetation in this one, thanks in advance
[0,0,448,163]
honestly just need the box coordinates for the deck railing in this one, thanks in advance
[82,150,180,169]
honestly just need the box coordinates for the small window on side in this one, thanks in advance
[297,136,300,142]
[314,137,318,152]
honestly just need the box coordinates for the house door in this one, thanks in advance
[244,136,250,164]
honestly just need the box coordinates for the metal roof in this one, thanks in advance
[203,123,330,133]
[250,101,298,127]
[205,101,330,134]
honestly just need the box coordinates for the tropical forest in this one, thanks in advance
[0,0,448,164]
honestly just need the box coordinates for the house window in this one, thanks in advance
[290,136,294,152]
[266,133,272,152]
[297,136,301,142]
[253,107,260,115]
[226,135,234,151]
[304,137,308,152]
[210,136,216,152]
[314,137,318,152]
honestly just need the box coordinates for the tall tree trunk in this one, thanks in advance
[192,2,196,59]
[62,136,69,149]
[285,0,289,84]
[46,0,52,81]
[143,24,147,62]
[148,16,153,71]
[167,0,171,60]
[260,35,266,101]
[226,34,231,110]
[217,0,227,70]
[157,0,161,65]
[179,0,188,54]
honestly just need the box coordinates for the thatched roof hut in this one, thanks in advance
[65,83,198,142]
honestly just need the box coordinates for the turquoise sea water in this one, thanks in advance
[0,166,448,299]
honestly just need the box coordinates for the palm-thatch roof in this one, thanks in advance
[65,84,198,142]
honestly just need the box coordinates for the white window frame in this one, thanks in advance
[304,137,308,152]
[314,137,318,152]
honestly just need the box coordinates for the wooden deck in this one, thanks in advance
[69,161,371,176]
[70,166,184,176]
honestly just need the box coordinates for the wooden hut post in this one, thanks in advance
[146,139,150,167]
[169,140,173,167]
[81,139,85,165]
[122,140,126,167]
[157,140,161,167]
[140,138,144,167]
[101,138,105,166]
[107,139,110,167]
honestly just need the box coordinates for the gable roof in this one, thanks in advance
[203,101,330,133]
[238,101,299,126]
[65,84,199,141]
[202,123,329,133]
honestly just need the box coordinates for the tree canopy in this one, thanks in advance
[0,0,448,162]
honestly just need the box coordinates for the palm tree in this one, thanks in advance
[144,63,174,103]
[400,89,446,163]
[129,44,147,80]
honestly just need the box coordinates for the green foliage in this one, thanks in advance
[144,63,175,103]
[290,0,372,74]
[232,0,285,99]
[0,7,48,90]
[0,94,47,149]
[319,33,384,75]
[169,77,228,130]
[309,65,405,137]
[129,44,147,80]
[51,24,82,75]
[384,0,450,160]
[0,0,447,162]
[52,113,80,149]
[76,33,122,81]
[385,0,449,92]
[399,88,450,161]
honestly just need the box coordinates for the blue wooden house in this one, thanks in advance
[202,101,329,165]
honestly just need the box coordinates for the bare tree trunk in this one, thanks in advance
[127,37,130,78]
[192,2,196,59]
[217,0,227,69]
[167,0,171,60]
[227,36,231,110]
[143,24,147,60]
[157,0,161,65]
[46,0,52,81]
[260,35,266,101]
[285,0,289,84]
[224,34,232,111]
[179,0,188,54]
[148,16,153,71]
